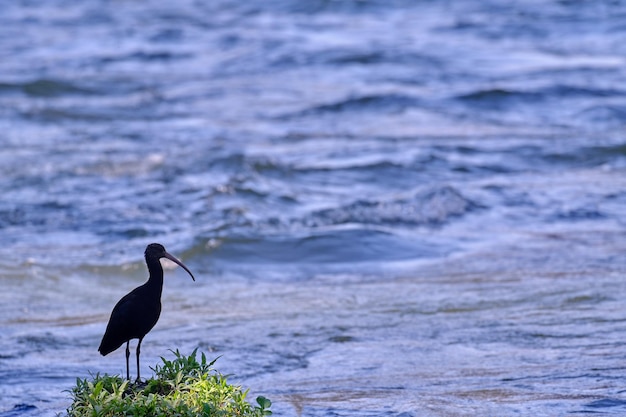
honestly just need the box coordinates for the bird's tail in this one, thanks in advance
[98,336,123,356]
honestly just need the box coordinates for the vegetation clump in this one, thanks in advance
[67,349,272,417]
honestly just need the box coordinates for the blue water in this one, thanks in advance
[1,1,626,416]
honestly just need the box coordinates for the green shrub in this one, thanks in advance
[67,349,272,417]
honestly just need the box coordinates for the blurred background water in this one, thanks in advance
[1,1,626,416]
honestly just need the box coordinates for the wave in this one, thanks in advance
[305,186,477,228]
[0,79,96,97]
[281,93,422,118]
[455,85,621,109]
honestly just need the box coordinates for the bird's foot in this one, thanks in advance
[133,378,148,388]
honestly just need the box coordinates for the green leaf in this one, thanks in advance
[256,396,272,409]
[66,350,270,417]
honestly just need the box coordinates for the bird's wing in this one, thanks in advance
[98,291,142,355]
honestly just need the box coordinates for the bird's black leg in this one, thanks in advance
[136,337,143,382]
[125,341,130,381]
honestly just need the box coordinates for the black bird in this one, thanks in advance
[98,243,196,381]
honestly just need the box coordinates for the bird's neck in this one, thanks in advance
[146,258,164,295]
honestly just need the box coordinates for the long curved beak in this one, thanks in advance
[163,251,196,281]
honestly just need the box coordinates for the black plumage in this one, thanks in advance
[98,243,196,381]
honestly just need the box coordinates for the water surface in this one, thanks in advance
[1,1,626,416]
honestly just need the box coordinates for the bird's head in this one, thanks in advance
[145,243,196,281]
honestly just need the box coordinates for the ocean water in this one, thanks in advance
[1,1,626,416]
